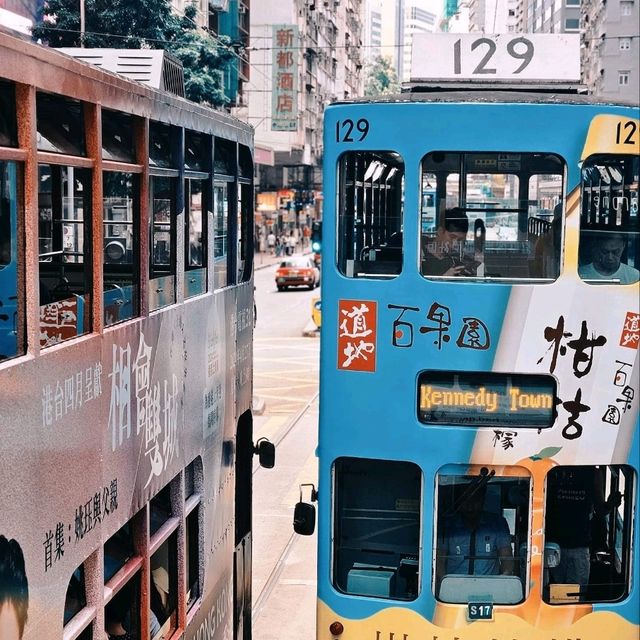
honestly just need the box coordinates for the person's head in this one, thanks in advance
[0,536,29,640]
[455,484,487,525]
[435,207,469,254]
[591,233,626,275]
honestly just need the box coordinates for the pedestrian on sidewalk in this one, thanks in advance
[267,230,276,255]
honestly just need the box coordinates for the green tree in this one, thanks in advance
[32,0,232,106]
[364,55,400,97]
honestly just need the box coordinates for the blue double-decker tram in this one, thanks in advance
[295,34,639,640]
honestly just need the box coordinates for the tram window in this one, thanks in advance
[333,457,421,601]
[214,138,237,176]
[184,456,203,500]
[0,80,17,147]
[102,109,135,163]
[104,573,141,640]
[36,92,85,156]
[185,130,209,172]
[544,465,635,604]
[338,151,405,278]
[38,164,92,348]
[104,522,135,583]
[64,566,87,625]
[150,176,177,310]
[434,467,530,605]
[0,160,24,362]
[150,532,178,639]
[578,155,639,285]
[185,179,207,298]
[420,152,565,282]
[149,121,177,169]
[237,181,252,283]
[103,172,140,326]
[150,483,174,536]
[213,181,230,289]
[186,506,201,610]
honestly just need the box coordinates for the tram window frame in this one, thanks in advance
[101,109,136,163]
[36,92,86,156]
[578,154,639,286]
[543,464,635,605]
[0,160,24,363]
[185,178,207,298]
[237,144,253,283]
[0,80,17,147]
[38,164,92,348]
[337,151,405,279]
[433,466,531,605]
[332,457,422,602]
[213,137,237,289]
[103,171,140,327]
[185,457,204,612]
[420,151,565,283]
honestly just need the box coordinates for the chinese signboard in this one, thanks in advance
[272,24,298,132]
[338,299,377,372]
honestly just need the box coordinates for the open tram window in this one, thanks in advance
[102,109,135,163]
[38,164,92,348]
[64,565,87,625]
[36,92,85,156]
[103,172,140,326]
[185,179,206,297]
[578,155,639,285]
[544,465,635,605]
[338,151,405,278]
[0,160,23,362]
[104,574,141,640]
[185,458,203,611]
[0,80,17,147]
[237,144,253,283]
[149,176,177,310]
[434,466,530,605]
[150,532,178,639]
[420,152,565,282]
[333,457,421,601]
[213,138,236,289]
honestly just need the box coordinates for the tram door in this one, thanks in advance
[234,412,253,639]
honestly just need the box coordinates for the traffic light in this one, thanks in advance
[311,221,322,253]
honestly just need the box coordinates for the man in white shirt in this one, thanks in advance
[579,234,639,285]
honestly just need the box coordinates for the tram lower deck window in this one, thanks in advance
[420,152,565,282]
[434,466,531,605]
[544,465,635,604]
[332,457,421,601]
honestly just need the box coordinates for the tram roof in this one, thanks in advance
[332,89,639,109]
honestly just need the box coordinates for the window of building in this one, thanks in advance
[434,467,530,604]
[564,17,579,30]
[333,457,421,601]
[337,151,405,278]
[0,160,23,362]
[420,152,565,282]
[0,81,17,147]
[579,154,639,285]
[36,92,85,155]
[620,1,633,16]
[618,71,630,86]
[102,109,136,163]
[565,0,580,5]
[544,465,635,604]
[38,165,92,348]
[619,37,632,50]
[103,172,140,326]
[149,176,177,310]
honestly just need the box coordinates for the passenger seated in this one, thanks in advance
[579,232,639,285]
[423,207,475,277]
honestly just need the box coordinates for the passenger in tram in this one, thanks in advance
[422,207,476,277]
[436,484,514,580]
[0,535,29,640]
[545,466,621,594]
[578,232,639,284]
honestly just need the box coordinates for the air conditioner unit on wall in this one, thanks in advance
[209,0,229,11]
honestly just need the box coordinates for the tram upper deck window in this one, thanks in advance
[38,165,92,348]
[150,176,177,310]
[149,121,176,168]
[338,151,405,278]
[103,172,140,326]
[36,93,85,156]
[420,152,565,282]
[543,465,635,604]
[237,144,253,283]
[578,155,639,285]
[0,161,24,363]
[102,109,136,163]
[213,138,236,290]
[434,467,530,605]
[333,457,421,601]
[0,80,17,147]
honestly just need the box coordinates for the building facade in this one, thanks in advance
[517,0,580,33]
[581,0,639,102]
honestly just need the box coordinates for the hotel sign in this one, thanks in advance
[272,24,299,132]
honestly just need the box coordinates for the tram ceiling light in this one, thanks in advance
[329,621,344,635]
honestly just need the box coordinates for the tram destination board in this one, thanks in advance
[417,371,556,428]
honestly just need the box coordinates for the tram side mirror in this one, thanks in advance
[293,483,318,536]
[254,438,275,469]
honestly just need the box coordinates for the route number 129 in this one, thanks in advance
[336,118,370,143]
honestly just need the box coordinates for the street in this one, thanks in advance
[251,255,320,640]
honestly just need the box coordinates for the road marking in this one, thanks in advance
[254,415,288,443]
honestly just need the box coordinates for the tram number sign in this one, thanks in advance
[336,118,370,143]
[468,602,493,621]
[411,33,580,83]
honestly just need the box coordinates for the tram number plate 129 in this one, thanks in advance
[467,602,493,621]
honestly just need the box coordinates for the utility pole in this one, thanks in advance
[80,0,85,47]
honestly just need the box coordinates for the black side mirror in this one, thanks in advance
[254,438,275,469]
[293,483,318,536]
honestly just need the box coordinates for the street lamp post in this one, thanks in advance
[79,0,85,47]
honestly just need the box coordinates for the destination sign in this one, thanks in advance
[417,371,556,428]
[410,33,580,83]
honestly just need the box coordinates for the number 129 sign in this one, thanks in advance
[411,33,580,83]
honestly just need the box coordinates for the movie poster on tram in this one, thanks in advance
[271,24,298,132]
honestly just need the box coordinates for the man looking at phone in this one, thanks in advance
[422,207,475,276]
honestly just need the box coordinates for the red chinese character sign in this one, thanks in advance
[272,25,298,132]
[620,311,640,349]
[337,300,377,372]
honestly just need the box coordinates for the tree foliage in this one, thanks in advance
[32,0,233,106]
[364,56,400,97]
